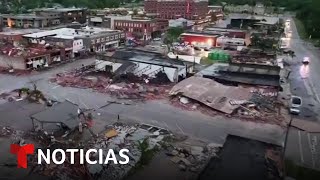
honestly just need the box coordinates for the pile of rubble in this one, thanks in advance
[169,77,285,126]
[30,123,170,180]
[0,126,15,136]
[170,96,221,117]
[233,92,285,126]
[87,123,168,180]
[51,71,172,100]
[165,143,220,173]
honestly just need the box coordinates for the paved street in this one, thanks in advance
[286,17,320,121]
[285,127,320,170]
[280,17,320,171]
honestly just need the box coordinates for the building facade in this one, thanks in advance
[96,49,191,82]
[34,8,87,24]
[22,27,125,55]
[144,0,209,20]
[113,19,157,41]
[180,32,218,47]
[203,28,247,39]
[1,14,60,28]
[0,45,67,70]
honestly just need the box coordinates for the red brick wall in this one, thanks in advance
[0,34,24,42]
[145,0,209,20]
[114,20,157,36]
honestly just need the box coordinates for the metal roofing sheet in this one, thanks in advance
[169,77,252,114]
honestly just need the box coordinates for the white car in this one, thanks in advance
[153,38,161,41]
[289,96,302,115]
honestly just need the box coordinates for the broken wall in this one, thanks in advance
[95,59,122,72]
[0,55,25,70]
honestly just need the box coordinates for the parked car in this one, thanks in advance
[153,38,161,41]
[289,96,302,115]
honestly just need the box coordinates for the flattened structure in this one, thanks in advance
[169,77,252,114]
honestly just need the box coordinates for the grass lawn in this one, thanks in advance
[293,17,320,46]
[293,17,308,39]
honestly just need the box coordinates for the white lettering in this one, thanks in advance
[104,149,118,164]
[37,149,50,164]
[80,149,84,164]
[37,148,130,165]
[98,149,103,164]
[52,149,66,165]
[118,149,130,164]
[66,149,79,164]
[85,149,97,164]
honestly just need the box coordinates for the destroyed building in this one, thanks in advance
[197,63,281,89]
[169,76,283,125]
[169,76,253,114]
[31,101,80,133]
[22,27,125,55]
[0,43,67,70]
[96,49,193,83]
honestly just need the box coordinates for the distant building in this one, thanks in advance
[88,15,167,39]
[34,8,87,24]
[230,15,279,29]
[88,15,132,29]
[180,32,219,48]
[0,8,87,29]
[22,27,125,54]
[0,29,42,45]
[113,19,157,41]
[203,28,247,39]
[0,14,61,28]
[169,18,194,28]
[144,0,209,20]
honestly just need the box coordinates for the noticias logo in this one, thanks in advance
[10,144,130,169]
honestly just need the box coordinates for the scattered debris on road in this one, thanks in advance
[51,70,172,101]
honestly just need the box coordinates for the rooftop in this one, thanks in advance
[0,100,47,130]
[169,76,253,114]
[22,27,120,39]
[115,18,154,22]
[0,29,42,36]
[181,32,220,37]
[230,14,280,25]
[0,44,60,58]
[98,48,186,67]
[31,101,80,130]
[0,14,57,20]
[197,63,280,87]
[204,27,247,33]
[34,7,86,13]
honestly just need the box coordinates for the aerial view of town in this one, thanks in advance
[0,0,319,179]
